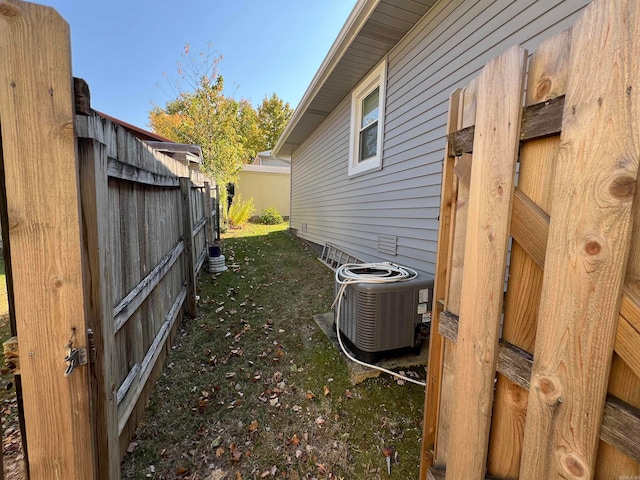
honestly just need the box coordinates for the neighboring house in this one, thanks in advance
[254,150,291,167]
[273,0,591,275]
[145,141,203,173]
[237,162,291,218]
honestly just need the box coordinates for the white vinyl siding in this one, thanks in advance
[290,0,590,275]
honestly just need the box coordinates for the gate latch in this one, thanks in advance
[64,342,87,377]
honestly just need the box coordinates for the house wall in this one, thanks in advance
[236,170,291,217]
[290,0,591,275]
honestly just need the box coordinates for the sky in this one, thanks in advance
[38,0,358,130]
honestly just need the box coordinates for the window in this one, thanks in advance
[348,60,387,177]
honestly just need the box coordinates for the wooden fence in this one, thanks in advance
[420,0,640,478]
[0,2,219,478]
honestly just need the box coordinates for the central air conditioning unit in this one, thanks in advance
[335,270,433,363]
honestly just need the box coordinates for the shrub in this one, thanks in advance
[259,207,283,225]
[227,195,255,228]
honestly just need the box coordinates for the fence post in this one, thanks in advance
[77,134,120,480]
[204,181,215,247]
[215,184,221,241]
[0,2,97,478]
[180,178,197,317]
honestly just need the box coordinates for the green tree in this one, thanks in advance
[256,93,294,151]
[149,46,293,183]
[149,49,249,185]
[237,99,261,160]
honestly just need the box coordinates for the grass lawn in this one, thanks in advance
[121,222,426,479]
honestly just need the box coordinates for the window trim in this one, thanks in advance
[348,59,387,177]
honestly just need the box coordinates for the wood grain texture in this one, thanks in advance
[615,311,640,380]
[596,354,640,477]
[113,240,184,333]
[446,45,527,480]
[419,88,461,479]
[73,77,91,115]
[438,309,640,464]
[78,138,120,479]
[435,81,476,468]
[0,2,97,477]
[457,145,640,378]
[595,86,640,472]
[520,1,640,478]
[117,287,185,435]
[487,29,571,479]
[180,178,197,317]
[204,182,215,247]
[107,158,180,187]
[456,155,551,271]
[448,95,565,156]
[118,298,183,457]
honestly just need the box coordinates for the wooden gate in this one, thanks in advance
[0,2,218,478]
[420,0,640,478]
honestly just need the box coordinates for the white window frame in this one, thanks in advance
[348,59,387,177]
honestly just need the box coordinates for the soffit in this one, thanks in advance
[274,0,435,156]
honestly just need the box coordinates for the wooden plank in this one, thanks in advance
[520,1,640,478]
[601,395,640,462]
[456,135,640,375]
[193,216,207,238]
[429,467,505,480]
[78,137,120,479]
[596,354,640,477]
[438,311,537,390]
[435,80,476,468]
[190,171,206,187]
[439,310,640,463]
[214,185,221,241]
[596,73,640,473]
[113,240,184,333]
[519,94,566,140]
[620,289,640,332]
[107,157,180,187]
[109,182,126,386]
[0,3,97,478]
[437,310,459,344]
[194,249,206,276]
[119,182,145,385]
[73,77,91,115]
[116,363,140,406]
[204,181,215,247]
[180,178,197,317]
[419,88,462,479]
[497,341,534,391]
[448,95,565,156]
[117,286,185,435]
[455,154,550,270]
[446,45,527,480]
[510,189,550,269]
[487,29,571,479]
[615,310,640,380]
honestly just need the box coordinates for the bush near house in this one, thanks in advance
[228,195,255,228]
[259,207,284,225]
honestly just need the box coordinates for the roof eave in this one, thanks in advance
[272,0,380,157]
